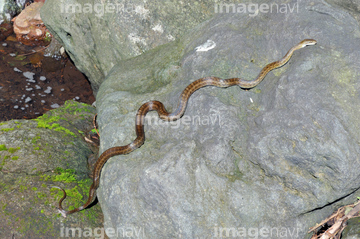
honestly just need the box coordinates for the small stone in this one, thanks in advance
[23,71,35,80]
[14,67,22,72]
[14,105,19,109]
[39,76,46,81]
[50,103,60,108]
[24,97,32,103]
[44,86,52,94]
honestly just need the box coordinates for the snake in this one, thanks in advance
[55,39,317,217]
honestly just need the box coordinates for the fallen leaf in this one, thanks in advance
[6,35,17,42]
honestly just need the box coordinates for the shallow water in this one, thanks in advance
[0,31,95,121]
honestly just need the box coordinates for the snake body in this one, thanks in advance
[56,39,317,217]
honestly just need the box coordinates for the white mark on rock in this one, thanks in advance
[134,5,149,19]
[167,34,175,41]
[195,40,216,52]
[128,33,147,46]
[152,24,163,33]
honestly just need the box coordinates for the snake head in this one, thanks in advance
[299,39,317,48]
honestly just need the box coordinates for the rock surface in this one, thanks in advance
[41,0,218,93]
[0,0,22,24]
[13,2,51,46]
[0,101,104,239]
[42,0,360,238]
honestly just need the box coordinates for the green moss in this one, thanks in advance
[0,144,7,151]
[37,191,47,199]
[4,155,9,160]
[31,136,41,144]
[11,156,19,160]
[19,185,28,192]
[14,121,22,128]
[62,100,92,114]
[52,168,77,183]
[45,166,100,222]
[33,114,75,136]
[8,147,20,153]
[44,31,52,43]
[34,147,40,150]
[1,128,14,132]
[254,88,261,94]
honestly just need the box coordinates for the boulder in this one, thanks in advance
[41,0,360,238]
[0,101,104,239]
[41,0,218,93]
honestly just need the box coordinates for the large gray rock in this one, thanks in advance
[94,1,360,239]
[41,0,218,93]
[38,0,360,238]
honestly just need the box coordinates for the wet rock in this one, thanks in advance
[94,1,360,239]
[41,0,217,93]
[13,2,51,46]
[0,22,13,40]
[36,0,360,238]
[0,100,103,239]
[0,0,23,24]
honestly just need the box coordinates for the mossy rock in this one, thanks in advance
[0,100,104,238]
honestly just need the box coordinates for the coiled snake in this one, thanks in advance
[55,39,317,217]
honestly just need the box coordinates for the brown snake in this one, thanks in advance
[55,39,317,217]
